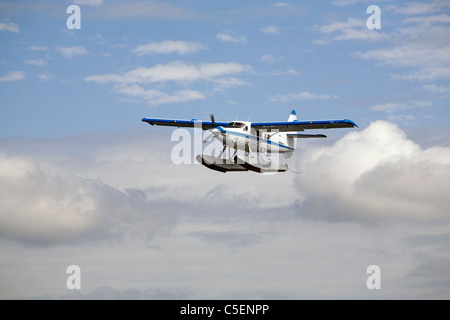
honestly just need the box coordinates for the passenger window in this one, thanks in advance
[243,125,248,132]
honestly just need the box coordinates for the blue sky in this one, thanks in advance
[1,0,449,138]
[1,0,450,300]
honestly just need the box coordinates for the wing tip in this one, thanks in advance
[342,119,358,128]
[142,118,155,126]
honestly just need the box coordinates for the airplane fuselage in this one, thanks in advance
[212,121,295,155]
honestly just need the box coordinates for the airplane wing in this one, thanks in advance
[142,117,358,131]
[141,117,230,130]
[251,119,358,132]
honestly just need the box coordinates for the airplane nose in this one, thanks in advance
[211,126,225,138]
[211,126,226,140]
[211,128,220,138]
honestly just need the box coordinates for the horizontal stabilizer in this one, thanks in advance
[287,133,327,138]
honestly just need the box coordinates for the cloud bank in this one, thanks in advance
[0,151,177,245]
[1,120,450,299]
[296,120,450,223]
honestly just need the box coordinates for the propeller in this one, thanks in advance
[203,114,217,143]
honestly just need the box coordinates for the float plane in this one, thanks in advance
[142,110,357,173]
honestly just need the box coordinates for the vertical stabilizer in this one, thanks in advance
[288,109,297,122]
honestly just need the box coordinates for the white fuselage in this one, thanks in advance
[212,121,295,155]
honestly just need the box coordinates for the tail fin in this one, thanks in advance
[285,110,297,158]
[288,110,297,122]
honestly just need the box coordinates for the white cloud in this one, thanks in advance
[313,18,387,44]
[91,1,196,20]
[333,28,385,41]
[357,46,424,67]
[259,54,285,64]
[85,61,250,84]
[390,0,450,15]
[0,151,176,245]
[227,100,240,106]
[316,18,362,34]
[423,84,450,99]
[387,114,416,123]
[332,0,365,6]
[37,73,54,82]
[2,130,450,299]
[356,44,450,81]
[86,61,250,105]
[261,25,279,34]
[57,46,88,58]
[216,32,247,44]
[211,77,246,92]
[344,2,450,82]
[74,0,104,6]
[270,69,300,76]
[370,100,432,113]
[0,71,25,82]
[25,59,46,66]
[403,14,450,26]
[423,84,450,94]
[0,22,19,33]
[133,40,207,56]
[296,120,450,223]
[29,46,49,51]
[115,84,205,105]
[270,2,290,7]
[269,91,337,103]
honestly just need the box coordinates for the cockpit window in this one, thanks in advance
[243,125,248,132]
[229,121,246,128]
